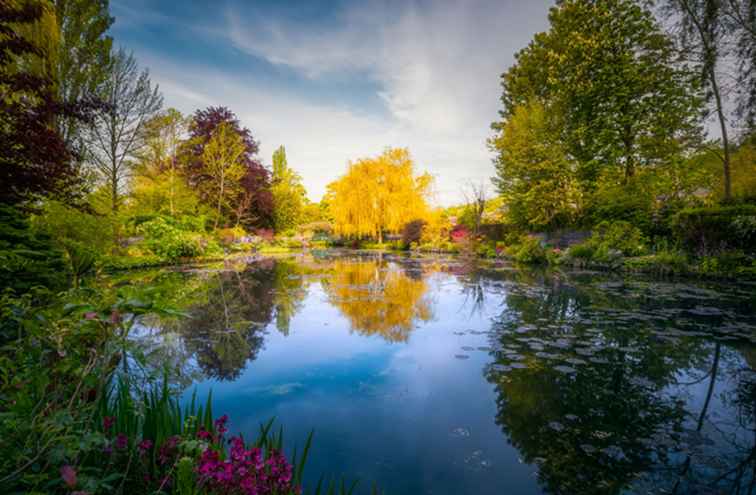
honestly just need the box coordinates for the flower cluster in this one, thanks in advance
[197,436,298,495]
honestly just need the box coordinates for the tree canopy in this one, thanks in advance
[326,148,432,243]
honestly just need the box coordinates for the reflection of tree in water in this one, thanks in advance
[482,271,756,494]
[270,259,311,336]
[179,261,278,381]
[321,258,433,343]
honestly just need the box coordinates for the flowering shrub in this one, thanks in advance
[198,436,297,495]
[450,225,469,243]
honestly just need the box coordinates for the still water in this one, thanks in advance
[126,251,756,494]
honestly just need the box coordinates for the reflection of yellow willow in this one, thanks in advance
[323,260,433,342]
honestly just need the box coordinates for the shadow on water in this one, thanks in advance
[117,253,756,494]
[482,268,756,494]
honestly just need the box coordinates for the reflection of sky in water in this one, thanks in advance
[152,255,756,495]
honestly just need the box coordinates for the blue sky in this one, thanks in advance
[111,0,553,205]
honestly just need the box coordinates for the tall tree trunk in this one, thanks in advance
[709,67,732,200]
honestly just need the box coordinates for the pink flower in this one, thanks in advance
[214,414,229,435]
[84,311,97,320]
[197,427,212,441]
[115,433,128,450]
[102,416,115,432]
[138,439,153,455]
[60,465,77,488]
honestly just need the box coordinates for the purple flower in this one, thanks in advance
[196,432,298,495]
[115,433,128,450]
[214,414,229,435]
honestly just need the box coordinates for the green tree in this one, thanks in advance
[271,145,307,232]
[202,122,247,228]
[490,100,582,230]
[494,0,702,190]
[131,108,196,217]
[52,0,113,155]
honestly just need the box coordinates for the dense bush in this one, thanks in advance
[587,179,655,234]
[0,205,69,294]
[138,218,205,261]
[672,204,756,253]
[591,221,648,257]
[624,250,689,275]
[401,219,426,247]
[510,236,548,264]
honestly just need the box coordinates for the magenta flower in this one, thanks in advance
[214,414,229,435]
[138,439,153,455]
[84,311,97,320]
[115,433,128,450]
[102,416,115,432]
[197,427,212,441]
[197,433,298,495]
[60,465,77,488]
[158,436,180,465]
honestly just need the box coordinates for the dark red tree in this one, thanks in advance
[181,106,273,228]
[0,2,99,205]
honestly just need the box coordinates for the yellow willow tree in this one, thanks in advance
[202,122,246,228]
[327,148,432,243]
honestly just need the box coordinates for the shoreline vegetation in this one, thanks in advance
[1,0,754,493]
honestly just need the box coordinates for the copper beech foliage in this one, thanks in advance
[0,1,102,205]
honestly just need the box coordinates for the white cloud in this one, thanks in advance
[129,0,552,205]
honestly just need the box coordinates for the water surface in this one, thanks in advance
[126,252,756,494]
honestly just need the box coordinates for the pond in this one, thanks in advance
[121,251,756,494]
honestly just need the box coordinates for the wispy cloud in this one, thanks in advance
[113,0,552,204]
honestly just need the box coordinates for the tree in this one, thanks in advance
[495,0,702,190]
[271,145,307,232]
[462,180,488,236]
[132,108,190,216]
[180,107,272,228]
[327,148,432,243]
[490,100,582,230]
[202,123,247,229]
[86,47,162,212]
[51,0,113,155]
[0,0,93,204]
[662,0,734,199]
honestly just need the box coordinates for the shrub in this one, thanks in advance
[216,226,246,246]
[510,236,548,264]
[624,250,688,274]
[450,225,469,243]
[0,205,68,294]
[401,219,427,247]
[588,178,655,233]
[696,250,752,276]
[138,218,203,261]
[566,242,595,260]
[672,204,756,253]
[591,221,648,257]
